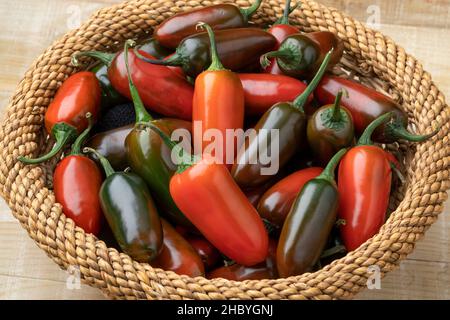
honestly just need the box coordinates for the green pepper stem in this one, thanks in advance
[275,0,298,25]
[136,122,197,174]
[123,40,153,123]
[239,0,263,22]
[18,123,78,164]
[390,162,405,184]
[317,148,347,183]
[260,48,299,69]
[331,88,348,122]
[71,51,115,68]
[197,22,225,72]
[133,49,184,67]
[358,112,393,146]
[293,49,333,111]
[70,113,93,155]
[387,122,439,142]
[83,147,115,177]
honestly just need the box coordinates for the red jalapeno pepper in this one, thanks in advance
[207,239,278,281]
[238,73,312,116]
[192,23,244,165]
[18,72,101,164]
[154,0,263,49]
[314,75,438,143]
[257,167,323,229]
[72,49,193,120]
[53,113,103,235]
[142,124,269,267]
[151,219,205,277]
[338,113,394,251]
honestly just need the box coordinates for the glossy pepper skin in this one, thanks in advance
[263,0,300,75]
[207,239,278,281]
[146,122,269,267]
[192,23,244,165]
[151,219,205,277]
[154,0,262,49]
[304,32,344,72]
[72,49,193,120]
[232,51,333,188]
[86,124,133,171]
[277,149,347,277]
[257,167,323,229]
[120,40,194,229]
[53,114,103,235]
[307,89,355,166]
[338,114,393,251]
[186,236,221,270]
[91,63,127,109]
[86,148,163,263]
[18,72,101,164]
[238,73,312,116]
[137,37,173,59]
[314,75,438,143]
[135,28,277,78]
[261,32,343,79]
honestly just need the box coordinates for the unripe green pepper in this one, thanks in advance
[277,149,347,277]
[84,147,163,262]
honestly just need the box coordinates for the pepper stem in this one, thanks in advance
[136,122,198,174]
[260,48,299,69]
[293,49,333,111]
[317,148,347,183]
[70,113,93,155]
[320,244,346,259]
[197,22,225,71]
[275,0,299,25]
[71,51,115,68]
[387,122,439,142]
[124,40,153,123]
[358,112,393,146]
[331,88,348,122]
[18,123,78,164]
[83,147,115,177]
[133,49,184,67]
[239,0,263,22]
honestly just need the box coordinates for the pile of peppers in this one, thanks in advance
[18,0,438,279]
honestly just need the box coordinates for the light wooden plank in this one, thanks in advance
[0,275,106,300]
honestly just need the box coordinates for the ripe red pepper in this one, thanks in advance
[53,113,103,235]
[151,219,205,277]
[192,23,244,165]
[18,72,101,164]
[238,73,312,116]
[338,113,394,251]
[186,236,221,270]
[257,167,323,229]
[154,0,263,49]
[143,123,269,267]
[263,0,300,75]
[207,239,278,281]
[314,75,438,143]
[72,48,193,120]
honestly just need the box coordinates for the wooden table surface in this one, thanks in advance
[0,0,449,300]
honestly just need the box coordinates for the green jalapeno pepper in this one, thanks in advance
[232,50,333,188]
[277,148,347,277]
[84,147,163,263]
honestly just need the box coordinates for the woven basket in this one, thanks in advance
[0,0,449,300]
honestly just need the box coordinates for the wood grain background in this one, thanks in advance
[0,0,449,299]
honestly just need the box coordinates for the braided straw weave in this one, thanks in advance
[0,0,449,300]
